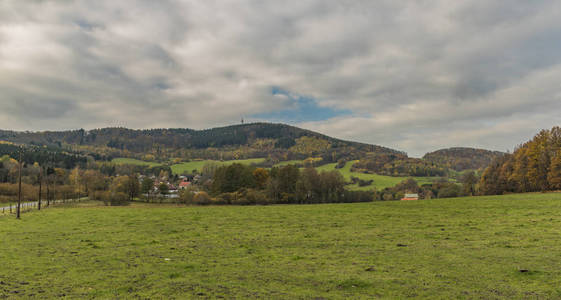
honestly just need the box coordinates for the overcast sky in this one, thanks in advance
[1,1,561,156]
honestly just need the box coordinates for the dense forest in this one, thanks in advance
[423,147,505,171]
[480,127,561,194]
[0,123,403,162]
[0,143,87,169]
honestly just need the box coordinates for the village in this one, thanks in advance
[138,174,201,199]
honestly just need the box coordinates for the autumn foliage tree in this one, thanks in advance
[480,127,561,194]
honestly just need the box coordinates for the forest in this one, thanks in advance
[479,126,561,194]
[0,123,402,162]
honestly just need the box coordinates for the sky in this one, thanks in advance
[1,1,561,157]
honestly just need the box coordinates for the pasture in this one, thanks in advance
[170,158,266,174]
[111,158,163,168]
[316,161,439,191]
[2,193,561,298]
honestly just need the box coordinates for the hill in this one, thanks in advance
[423,147,505,171]
[0,123,404,164]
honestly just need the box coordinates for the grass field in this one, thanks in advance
[170,158,266,174]
[111,158,163,168]
[316,161,439,191]
[2,193,561,298]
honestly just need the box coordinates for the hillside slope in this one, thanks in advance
[423,147,505,171]
[0,123,403,163]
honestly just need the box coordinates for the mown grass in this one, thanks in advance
[111,158,163,167]
[316,161,439,191]
[170,158,266,174]
[2,193,561,298]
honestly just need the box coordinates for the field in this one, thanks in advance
[170,158,266,174]
[111,158,163,168]
[2,193,561,298]
[315,161,439,191]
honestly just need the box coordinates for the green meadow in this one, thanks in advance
[170,158,266,174]
[315,161,438,191]
[2,193,561,298]
[111,158,163,168]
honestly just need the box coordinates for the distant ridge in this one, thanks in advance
[423,147,506,171]
[0,122,404,161]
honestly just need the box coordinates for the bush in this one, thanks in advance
[100,191,129,206]
[245,189,269,205]
[111,192,129,206]
[193,191,212,205]
[342,190,374,203]
[89,190,104,201]
[358,179,373,187]
[179,189,195,204]
[438,184,462,198]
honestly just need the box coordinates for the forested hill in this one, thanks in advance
[0,123,404,161]
[423,147,505,171]
[480,126,561,195]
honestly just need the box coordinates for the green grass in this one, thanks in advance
[2,193,561,298]
[273,160,306,167]
[112,158,163,167]
[316,160,439,191]
[171,158,266,174]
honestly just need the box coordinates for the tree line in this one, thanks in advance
[178,163,373,205]
[480,127,561,194]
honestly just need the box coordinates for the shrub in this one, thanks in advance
[438,184,462,198]
[335,160,346,169]
[357,179,373,187]
[193,191,212,205]
[111,192,129,206]
[100,191,129,206]
[179,189,195,204]
[245,189,269,205]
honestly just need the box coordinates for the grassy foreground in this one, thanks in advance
[2,193,561,298]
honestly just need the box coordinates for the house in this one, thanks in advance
[179,180,191,190]
[401,193,419,201]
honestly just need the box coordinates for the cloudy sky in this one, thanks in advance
[1,1,561,156]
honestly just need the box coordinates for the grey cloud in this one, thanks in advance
[1,0,561,155]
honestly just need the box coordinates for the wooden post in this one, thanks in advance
[53,168,57,205]
[38,167,42,211]
[16,148,22,219]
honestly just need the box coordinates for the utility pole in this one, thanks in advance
[16,147,22,219]
[38,166,42,210]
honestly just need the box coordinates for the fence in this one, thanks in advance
[0,197,87,217]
